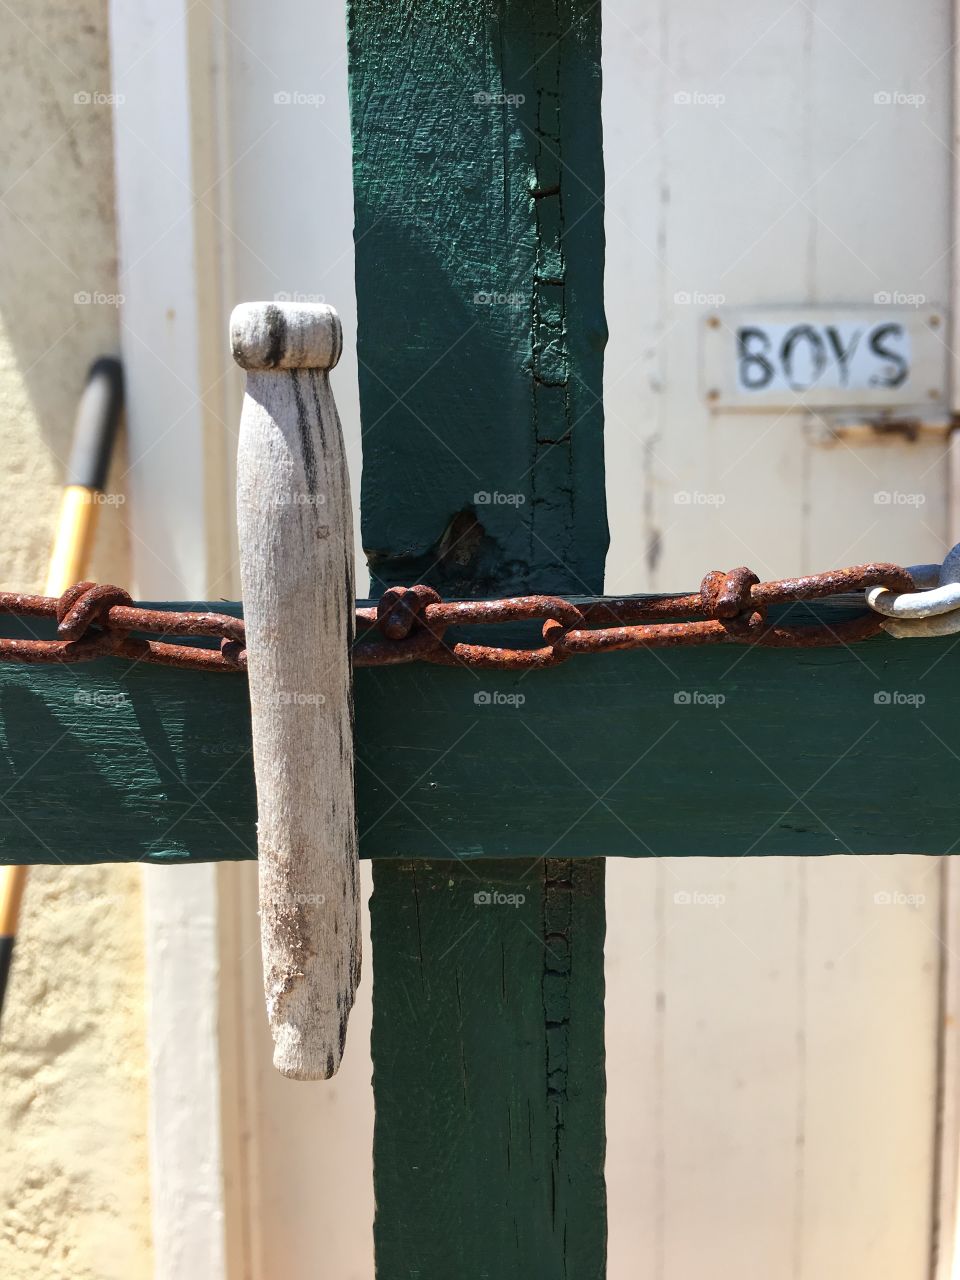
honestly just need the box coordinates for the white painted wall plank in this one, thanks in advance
[801,856,940,1279]
[603,1,951,1277]
[109,5,231,1277]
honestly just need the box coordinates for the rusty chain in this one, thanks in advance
[0,564,917,674]
[0,582,248,672]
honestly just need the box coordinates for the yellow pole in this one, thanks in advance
[45,486,105,595]
[0,358,123,1020]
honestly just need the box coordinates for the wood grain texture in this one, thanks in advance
[234,301,359,1079]
[347,0,609,1271]
[370,858,606,1277]
[349,0,607,599]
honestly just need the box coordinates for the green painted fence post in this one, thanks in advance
[348,1,608,1274]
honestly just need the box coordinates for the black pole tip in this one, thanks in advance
[0,935,14,1024]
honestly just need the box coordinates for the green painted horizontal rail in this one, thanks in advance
[0,598,955,864]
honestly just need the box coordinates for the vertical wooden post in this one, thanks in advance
[348,1,608,1271]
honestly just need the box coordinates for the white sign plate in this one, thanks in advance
[702,307,946,411]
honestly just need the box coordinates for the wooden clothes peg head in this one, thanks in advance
[232,301,359,1081]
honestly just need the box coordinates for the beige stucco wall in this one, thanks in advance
[0,4,153,1277]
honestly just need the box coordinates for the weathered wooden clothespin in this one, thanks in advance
[232,301,359,1080]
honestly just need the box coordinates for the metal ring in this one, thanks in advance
[939,542,960,585]
[882,611,960,638]
[866,542,960,622]
[903,563,940,589]
[866,580,960,618]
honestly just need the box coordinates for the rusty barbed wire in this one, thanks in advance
[0,564,916,674]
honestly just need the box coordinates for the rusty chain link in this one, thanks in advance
[0,564,916,674]
[0,581,248,672]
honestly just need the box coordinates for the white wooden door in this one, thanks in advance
[602,1,953,1276]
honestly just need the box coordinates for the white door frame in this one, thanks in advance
[108,1,239,1275]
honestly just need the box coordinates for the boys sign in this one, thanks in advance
[702,305,945,410]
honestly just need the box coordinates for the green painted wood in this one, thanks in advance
[370,858,606,1277]
[1,599,957,864]
[349,1,608,597]
[348,0,609,1272]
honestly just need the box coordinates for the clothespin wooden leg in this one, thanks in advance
[232,301,359,1081]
